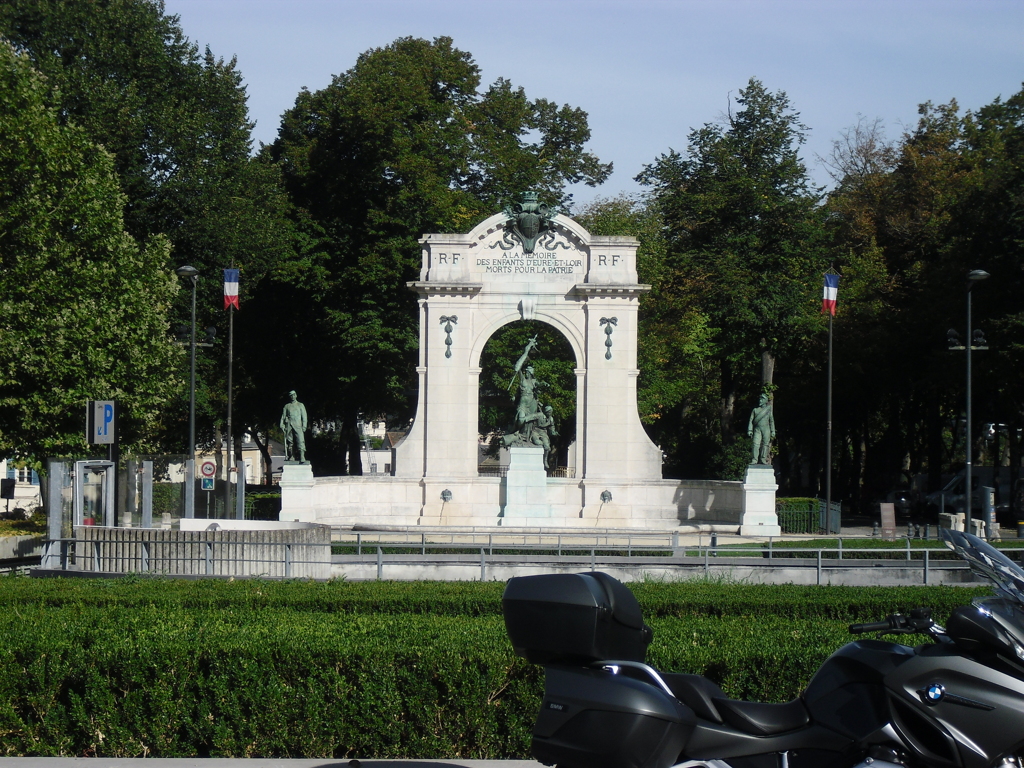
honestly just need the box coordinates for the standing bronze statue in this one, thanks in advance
[500,336,553,450]
[510,336,543,442]
[747,392,776,465]
[280,390,308,463]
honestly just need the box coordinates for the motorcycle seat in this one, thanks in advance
[661,673,810,736]
[661,673,727,723]
[712,696,810,736]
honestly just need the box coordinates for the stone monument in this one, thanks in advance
[288,192,779,532]
[278,390,314,522]
[740,392,781,536]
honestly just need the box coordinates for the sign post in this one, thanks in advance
[200,460,216,493]
[86,400,119,525]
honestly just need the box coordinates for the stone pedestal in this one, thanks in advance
[279,462,315,522]
[501,446,551,519]
[740,464,781,536]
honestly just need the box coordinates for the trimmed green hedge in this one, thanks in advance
[0,577,992,757]
[0,509,46,537]
[0,607,537,758]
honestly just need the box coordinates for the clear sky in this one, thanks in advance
[163,0,1024,207]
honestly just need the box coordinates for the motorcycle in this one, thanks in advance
[501,528,1024,768]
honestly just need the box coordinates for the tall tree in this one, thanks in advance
[639,78,827,466]
[0,43,180,461]
[254,36,610,472]
[575,195,720,478]
[0,0,293,454]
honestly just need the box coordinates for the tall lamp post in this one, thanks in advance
[175,265,199,457]
[964,269,990,532]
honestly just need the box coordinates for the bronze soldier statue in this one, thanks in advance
[747,392,776,465]
[280,390,308,463]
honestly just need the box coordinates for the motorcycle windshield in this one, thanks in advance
[941,527,1024,606]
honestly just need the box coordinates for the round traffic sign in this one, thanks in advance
[199,459,217,479]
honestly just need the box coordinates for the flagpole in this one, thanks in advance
[223,268,238,518]
[822,269,839,530]
[227,301,235,517]
[826,309,833,524]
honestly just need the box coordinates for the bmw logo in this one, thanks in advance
[924,683,946,704]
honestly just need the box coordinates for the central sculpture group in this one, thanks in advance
[501,337,558,469]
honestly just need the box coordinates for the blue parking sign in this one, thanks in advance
[87,400,116,445]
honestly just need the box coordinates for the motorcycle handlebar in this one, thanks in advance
[849,609,935,635]
[849,620,894,634]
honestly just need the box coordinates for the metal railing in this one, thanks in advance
[42,534,331,579]
[336,530,681,553]
[692,543,979,585]
[332,529,1024,584]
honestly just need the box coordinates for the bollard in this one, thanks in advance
[872,521,880,537]
[923,523,930,541]
[710,532,718,558]
[906,522,914,539]
[982,486,997,541]
[1018,520,1024,539]
[914,523,921,539]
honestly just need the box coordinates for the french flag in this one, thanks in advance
[822,273,839,316]
[224,269,240,310]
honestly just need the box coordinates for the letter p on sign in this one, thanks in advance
[88,400,116,445]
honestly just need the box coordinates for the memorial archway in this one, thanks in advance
[285,197,775,531]
[391,200,665,519]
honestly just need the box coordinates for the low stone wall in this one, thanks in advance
[305,475,746,530]
[330,557,985,586]
[0,534,44,560]
[70,525,331,579]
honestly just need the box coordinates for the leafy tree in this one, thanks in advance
[256,36,610,472]
[574,195,719,477]
[0,0,293,455]
[0,43,180,461]
[638,78,828,476]
[816,88,1024,510]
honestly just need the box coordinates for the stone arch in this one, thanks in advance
[472,312,582,472]
[469,310,584,371]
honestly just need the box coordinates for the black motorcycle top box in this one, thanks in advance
[502,572,653,664]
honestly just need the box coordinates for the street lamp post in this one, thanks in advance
[175,264,199,461]
[965,269,990,532]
